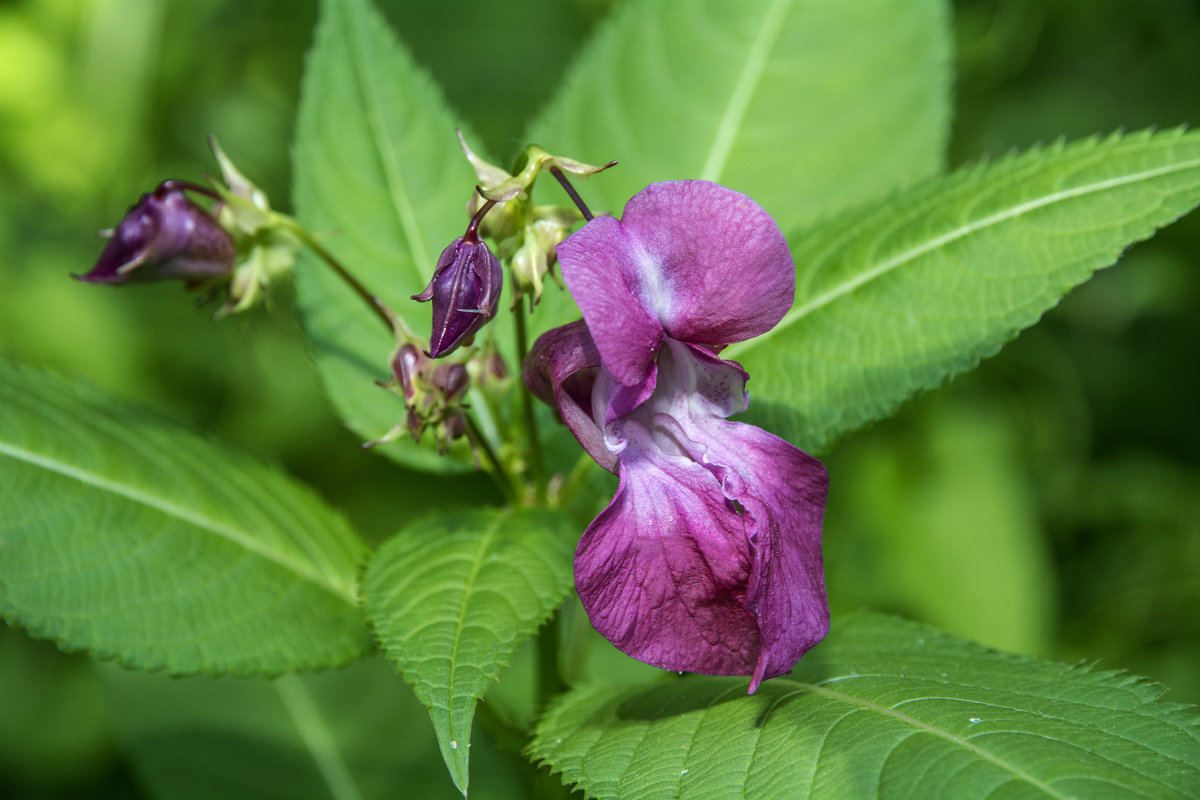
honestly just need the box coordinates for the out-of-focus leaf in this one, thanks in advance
[727,128,1200,453]
[533,613,1200,800]
[103,655,530,800]
[362,508,575,797]
[0,362,367,675]
[292,0,486,473]
[824,392,1054,654]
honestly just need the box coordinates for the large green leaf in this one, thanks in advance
[362,507,575,797]
[526,0,951,336]
[292,0,487,473]
[727,128,1200,452]
[532,613,1200,800]
[530,0,950,224]
[103,655,530,800]
[0,362,367,675]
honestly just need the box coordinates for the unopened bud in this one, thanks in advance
[412,235,502,358]
[76,185,235,286]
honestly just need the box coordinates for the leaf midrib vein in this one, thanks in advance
[726,155,1200,358]
[786,679,1075,800]
[699,0,793,183]
[0,441,354,604]
[341,0,430,274]
[441,513,507,723]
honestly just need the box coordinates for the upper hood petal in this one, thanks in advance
[557,180,794,373]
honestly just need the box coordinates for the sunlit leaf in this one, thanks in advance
[362,508,575,797]
[527,0,952,337]
[728,128,1200,452]
[0,362,367,675]
[292,0,487,473]
[533,613,1200,800]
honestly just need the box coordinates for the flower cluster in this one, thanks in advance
[526,180,829,692]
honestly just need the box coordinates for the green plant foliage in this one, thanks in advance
[0,362,367,675]
[526,0,952,338]
[532,613,1200,800]
[362,508,576,796]
[292,0,485,473]
[728,128,1200,453]
[824,390,1054,655]
[529,0,950,231]
[103,655,530,800]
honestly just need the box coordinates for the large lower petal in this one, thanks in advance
[575,421,762,677]
[576,341,829,691]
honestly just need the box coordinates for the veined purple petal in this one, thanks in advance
[524,320,615,471]
[575,338,828,691]
[555,215,664,388]
[574,420,763,677]
[557,181,794,373]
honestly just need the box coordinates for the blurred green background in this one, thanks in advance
[1,0,1198,797]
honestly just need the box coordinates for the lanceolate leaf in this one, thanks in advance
[533,613,1200,800]
[362,508,575,796]
[0,362,367,675]
[527,0,951,337]
[726,128,1200,453]
[293,0,484,473]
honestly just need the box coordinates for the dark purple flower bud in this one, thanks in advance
[431,363,470,400]
[76,184,236,285]
[391,343,427,402]
[412,235,502,358]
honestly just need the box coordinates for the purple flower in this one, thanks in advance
[525,180,828,692]
[412,235,502,358]
[76,184,236,285]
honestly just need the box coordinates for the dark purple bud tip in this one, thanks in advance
[75,185,236,285]
[412,236,502,358]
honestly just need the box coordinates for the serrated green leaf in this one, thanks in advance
[362,508,575,797]
[727,128,1200,452]
[103,655,528,800]
[292,0,487,473]
[0,362,367,675]
[533,613,1200,800]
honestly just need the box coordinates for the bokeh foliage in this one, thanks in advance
[1,0,1198,797]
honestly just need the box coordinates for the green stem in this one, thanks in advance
[285,218,521,497]
[536,615,565,710]
[514,302,545,496]
[284,221,400,335]
[465,415,520,504]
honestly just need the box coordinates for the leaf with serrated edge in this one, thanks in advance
[363,508,575,796]
[293,0,497,473]
[533,613,1200,800]
[0,362,367,675]
[727,128,1200,453]
[527,0,952,338]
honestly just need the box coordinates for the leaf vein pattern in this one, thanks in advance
[0,441,352,604]
[340,0,430,272]
[699,0,793,183]
[788,680,1074,799]
[728,155,1200,357]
